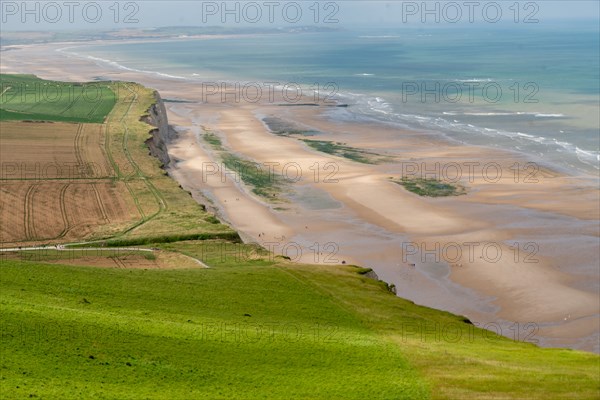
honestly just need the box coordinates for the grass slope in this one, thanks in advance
[1,242,598,399]
[0,253,427,399]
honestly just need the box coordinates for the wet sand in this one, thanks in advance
[2,41,598,352]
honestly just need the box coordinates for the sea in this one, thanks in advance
[65,22,600,175]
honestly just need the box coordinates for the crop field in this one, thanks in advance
[0,121,113,179]
[0,75,231,247]
[0,74,235,247]
[0,118,141,245]
[0,75,140,246]
[0,74,116,123]
[0,181,140,244]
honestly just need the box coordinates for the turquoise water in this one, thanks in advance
[69,23,600,173]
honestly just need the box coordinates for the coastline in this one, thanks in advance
[1,40,598,352]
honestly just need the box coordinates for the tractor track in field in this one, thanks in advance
[0,86,12,97]
[73,124,85,172]
[114,89,167,236]
[56,183,72,239]
[99,124,114,177]
[91,182,110,224]
[5,84,168,246]
[23,184,38,241]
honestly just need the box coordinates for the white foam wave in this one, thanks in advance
[57,48,188,80]
[344,92,597,170]
[575,147,600,162]
[456,78,494,83]
[534,113,566,118]
[443,111,566,118]
[358,35,400,39]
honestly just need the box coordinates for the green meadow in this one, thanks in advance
[1,243,599,399]
[0,74,116,123]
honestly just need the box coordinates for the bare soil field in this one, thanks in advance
[0,180,140,245]
[0,121,113,179]
[0,117,144,245]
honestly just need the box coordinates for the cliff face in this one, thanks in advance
[143,91,172,166]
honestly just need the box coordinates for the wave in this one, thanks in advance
[534,113,566,118]
[337,92,598,171]
[358,35,400,39]
[57,48,189,80]
[443,111,566,118]
[456,78,494,83]
[576,147,600,163]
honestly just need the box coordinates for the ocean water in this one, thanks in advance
[67,23,600,174]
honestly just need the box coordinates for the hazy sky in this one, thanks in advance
[1,1,598,31]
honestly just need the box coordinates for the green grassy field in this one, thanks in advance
[0,74,116,123]
[0,254,427,399]
[1,75,598,399]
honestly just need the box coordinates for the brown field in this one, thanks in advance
[0,121,113,179]
[0,120,144,246]
[0,180,140,245]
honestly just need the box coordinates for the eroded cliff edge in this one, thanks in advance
[143,91,173,166]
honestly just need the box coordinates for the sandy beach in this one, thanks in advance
[2,41,598,352]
